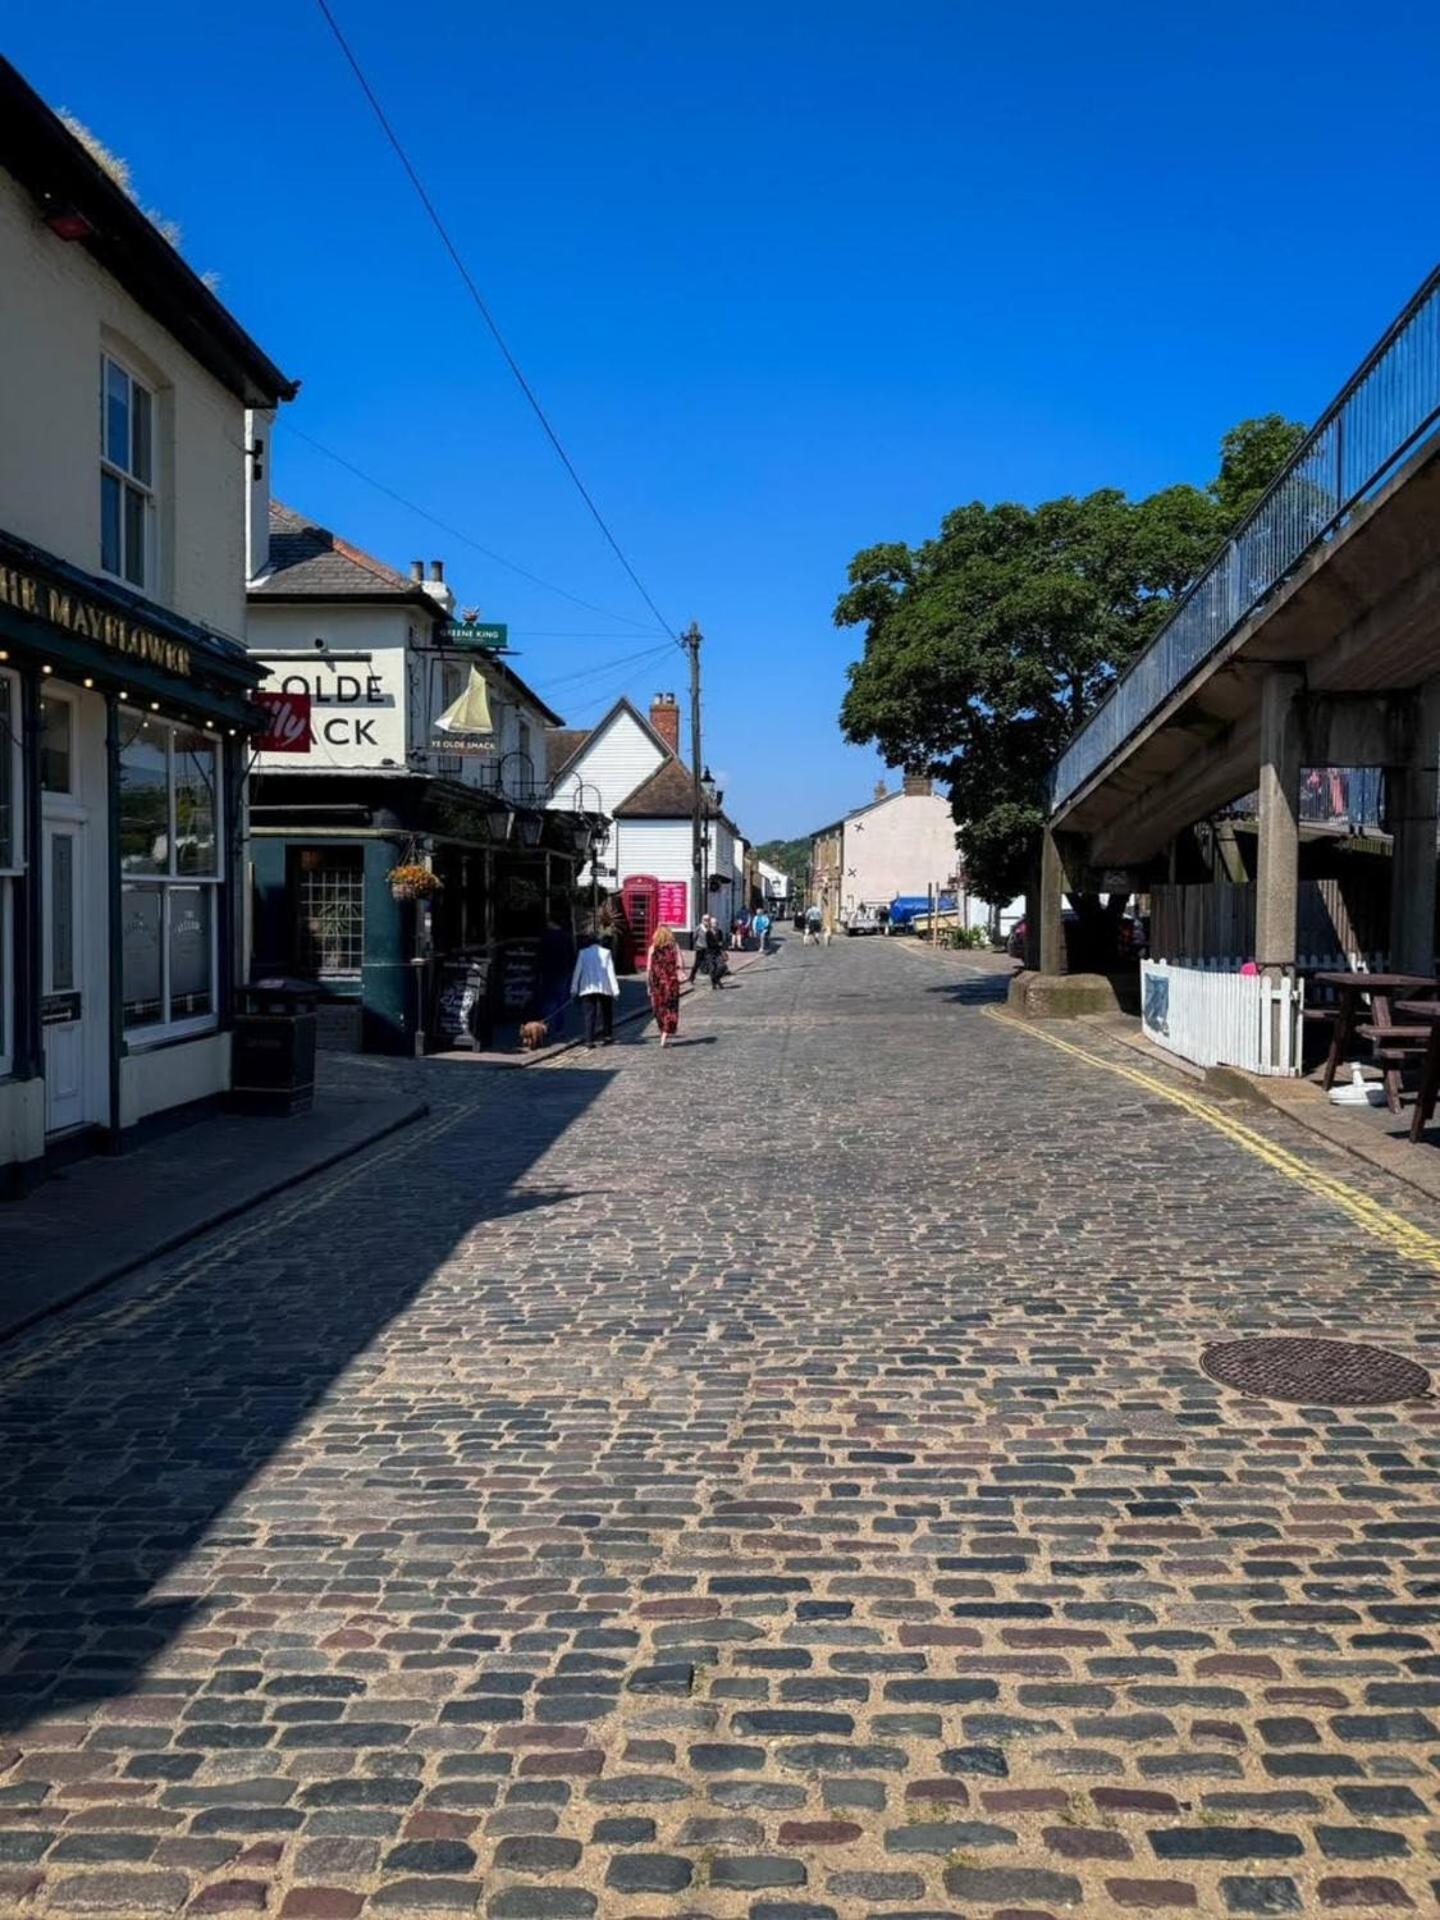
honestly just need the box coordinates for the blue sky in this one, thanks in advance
[11,3,1439,839]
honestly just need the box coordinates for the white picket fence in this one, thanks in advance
[1141,960,1305,1076]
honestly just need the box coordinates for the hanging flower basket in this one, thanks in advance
[389,863,443,903]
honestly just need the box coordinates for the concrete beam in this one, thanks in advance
[1255,669,1304,969]
[1039,828,1069,976]
[1299,692,1416,768]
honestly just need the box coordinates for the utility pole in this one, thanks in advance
[683,622,703,930]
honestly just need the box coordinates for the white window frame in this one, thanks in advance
[0,668,22,1078]
[99,353,156,592]
[118,707,222,1049]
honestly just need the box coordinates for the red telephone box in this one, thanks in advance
[620,875,660,970]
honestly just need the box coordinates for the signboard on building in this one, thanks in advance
[497,940,541,1015]
[443,620,508,652]
[253,690,312,752]
[252,656,402,767]
[657,881,689,928]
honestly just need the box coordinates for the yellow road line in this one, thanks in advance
[984,1008,1440,1273]
[2,1098,480,1384]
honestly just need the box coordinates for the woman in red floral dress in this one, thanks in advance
[648,924,681,1047]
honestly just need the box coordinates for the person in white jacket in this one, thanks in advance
[571,936,620,1048]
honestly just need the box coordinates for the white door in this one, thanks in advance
[43,817,86,1133]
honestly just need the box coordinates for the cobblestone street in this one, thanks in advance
[5,936,1440,1919]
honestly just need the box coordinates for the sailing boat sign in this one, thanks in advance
[433,666,498,754]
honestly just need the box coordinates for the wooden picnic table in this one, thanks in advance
[1395,999,1440,1141]
[1313,971,1438,1113]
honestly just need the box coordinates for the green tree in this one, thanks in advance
[1211,414,1308,525]
[835,417,1303,954]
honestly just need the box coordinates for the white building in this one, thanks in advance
[0,58,294,1189]
[546,693,743,939]
[756,860,791,906]
[835,776,958,914]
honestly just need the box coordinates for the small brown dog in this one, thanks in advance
[519,1020,549,1052]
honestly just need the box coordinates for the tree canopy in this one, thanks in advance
[835,416,1305,906]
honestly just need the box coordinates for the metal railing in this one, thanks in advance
[1051,266,1440,812]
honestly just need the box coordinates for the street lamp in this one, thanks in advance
[697,767,720,914]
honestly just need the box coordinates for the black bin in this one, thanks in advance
[231,981,318,1116]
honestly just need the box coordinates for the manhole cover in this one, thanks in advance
[1200,1336,1431,1407]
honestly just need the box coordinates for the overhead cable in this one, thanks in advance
[313,0,682,647]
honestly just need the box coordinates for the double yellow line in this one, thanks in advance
[985,1009,1440,1274]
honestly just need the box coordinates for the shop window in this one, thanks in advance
[0,672,19,1076]
[118,710,221,1040]
[296,847,364,977]
[100,354,154,590]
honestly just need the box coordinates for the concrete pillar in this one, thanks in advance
[1039,827,1068,975]
[1387,677,1440,976]
[1255,670,1304,969]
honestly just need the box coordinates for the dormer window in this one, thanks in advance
[100,354,154,590]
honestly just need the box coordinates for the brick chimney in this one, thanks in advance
[874,779,888,802]
[650,692,680,756]
[903,772,934,797]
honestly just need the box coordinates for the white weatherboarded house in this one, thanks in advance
[546,694,742,933]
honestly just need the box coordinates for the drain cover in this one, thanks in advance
[1200,1336,1431,1407]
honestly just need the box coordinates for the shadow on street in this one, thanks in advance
[0,1065,608,1737]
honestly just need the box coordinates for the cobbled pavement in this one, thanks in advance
[3,937,1440,1919]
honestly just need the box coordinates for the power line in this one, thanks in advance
[313,0,682,648]
[534,642,678,693]
[278,422,656,633]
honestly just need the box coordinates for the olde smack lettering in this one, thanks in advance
[0,564,192,677]
[265,664,389,747]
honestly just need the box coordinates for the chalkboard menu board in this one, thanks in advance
[435,955,492,1050]
[498,939,541,1015]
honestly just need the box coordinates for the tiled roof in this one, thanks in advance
[250,502,433,600]
[614,758,697,818]
[546,729,592,781]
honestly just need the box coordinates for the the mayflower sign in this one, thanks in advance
[0,560,191,676]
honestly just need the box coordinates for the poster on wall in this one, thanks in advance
[657,880,689,928]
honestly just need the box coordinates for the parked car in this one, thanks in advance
[844,907,882,936]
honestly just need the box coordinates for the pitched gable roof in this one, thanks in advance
[613,758,695,818]
[545,696,677,793]
[250,502,437,601]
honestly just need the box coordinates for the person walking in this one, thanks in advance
[707,916,729,988]
[803,904,822,947]
[691,914,727,987]
[648,923,682,1048]
[571,934,620,1048]
[754,907,771,954]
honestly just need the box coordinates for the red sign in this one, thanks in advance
[254,690,312,753]
[657,880,690,928]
